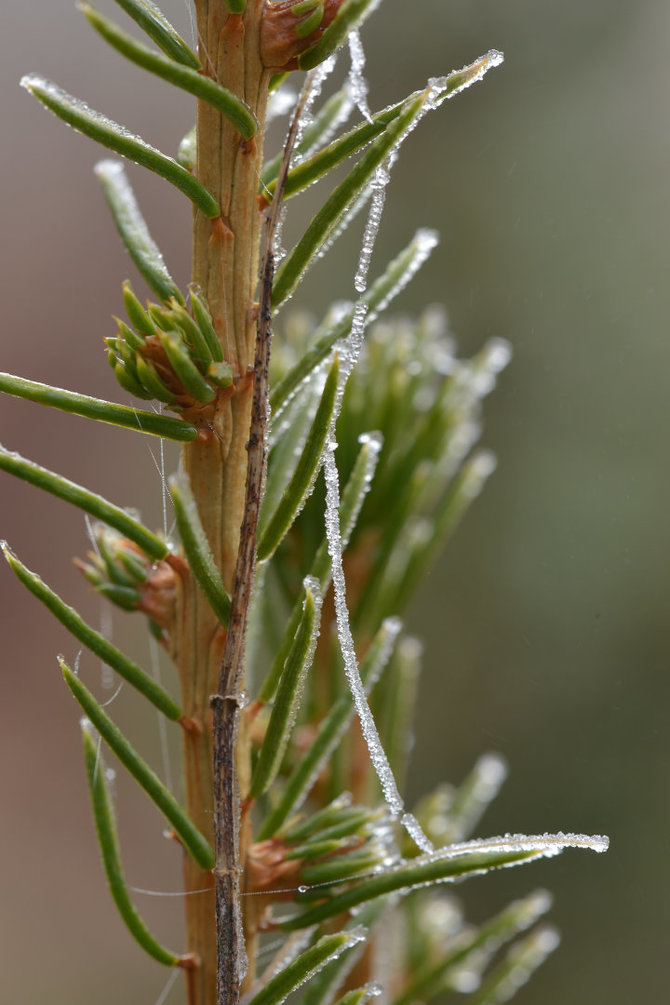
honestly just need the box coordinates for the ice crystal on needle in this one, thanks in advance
[323,444,432,853]
[348,30,373,123]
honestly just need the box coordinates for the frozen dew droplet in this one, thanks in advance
[332,791,353,810]
[424,50,505,112]
[483,336,513,373]
[440,831,610,859]
[323,447,403,818]
[322,448,433,858]
[535,925,562,953]
[358,430,383,453]
[415,228,440,255]
[476,751,508,787]
[316,186,373,264]
[398,636,423,662]
[401,812,434,853]
[265,929,315,981]
[422,895,462,933]
[292,53,337,160]
[348,30,373,123]
[525,888,554,918]
[451,970,480,994]
[347,925,369,946]
[353,165,390,294]
[317,84,356,153]
[94,161,172,283]
[21,75,163,151]
[461,450,497,500]
[371,230,440,321]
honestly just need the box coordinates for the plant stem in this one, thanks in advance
[211,70,314,1005]
[178,3,270,1003]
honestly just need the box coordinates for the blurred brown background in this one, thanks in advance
[1,1,668,1002]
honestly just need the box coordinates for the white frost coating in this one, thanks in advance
[449,970,480,994]
[266,373,323,513]
[296,576,323,701]
[397,635,423,663]
[363,833,608,900]
[439,420,481,480]
[21,75,168,156]
[348,31,373,123]
[94,159,172,275]
[425,50,505,112]
[304,85,356,160]
[273,56,338,255]
[461,450,497,500]
[527,924,561,956]
[276,230,440,422]
[323,447,431,855]
[266,928,368,1005]
[324,444,404,818]
[354,166,390,294]
[475,752,508,788]
[95,157,122,180]
[291,54,337,161]
[383,517,430,594]
[461,337,513,399]
[372,616,403,670]
[369,229,440,319]
[401,812,435,854]
[429,831,609,858]
[492,924,561,1002]
[244,929,316,1004]
[525,888,554,918]
[315,184,373,264]
[358,430,383,452]
[318,82,440,852]
[288,614,402,813]
[420,894,462,935]
[334,163,392,389]
[270,367,323,447]
[481,336,512,374]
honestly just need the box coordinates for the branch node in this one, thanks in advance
[177,951,201,971]
[179,714,204,734]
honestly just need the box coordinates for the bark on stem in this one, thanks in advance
[179,0,321,998]
[179,3,269,1004]
[211,75,316,1005]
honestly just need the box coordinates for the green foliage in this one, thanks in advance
[169,473,232,626]
[81,721,183,966]
[2,3,607,1003]
[81,4,258,138]
[0,371,197,439]
[62,659,214,869]
[2,544,181,717]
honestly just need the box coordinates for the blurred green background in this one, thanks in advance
[1,1,667,1002]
